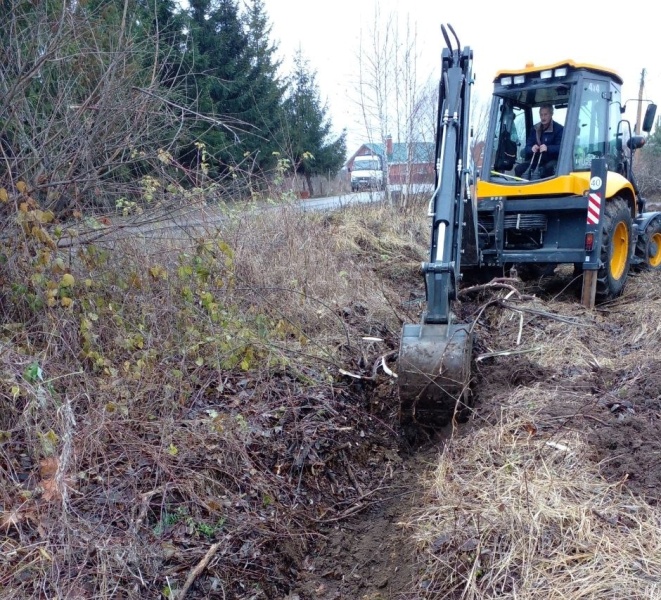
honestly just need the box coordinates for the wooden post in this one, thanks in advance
[580,158,607,308]
[580,270,598,308]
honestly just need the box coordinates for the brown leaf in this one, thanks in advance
[40,457,59,479]
[0,507,24,530]
[523,422,538,436]
[0,503,39,531]
[41,478,61,502]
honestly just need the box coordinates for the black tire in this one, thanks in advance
[595,197,633,302]
[634,217,661,270]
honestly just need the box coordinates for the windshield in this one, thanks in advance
[487,91,568,183]
[572,79,620,172]
[353,159,381,171]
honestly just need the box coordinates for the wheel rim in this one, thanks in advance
[611,221,629,280]
[649,232,661,268]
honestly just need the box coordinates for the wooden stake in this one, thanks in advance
[581,270,597,308]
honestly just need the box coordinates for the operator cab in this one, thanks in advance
[483,60,637,185]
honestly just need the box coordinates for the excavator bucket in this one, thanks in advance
[398,323,473,426]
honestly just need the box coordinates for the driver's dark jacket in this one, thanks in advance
[523,120,563,164]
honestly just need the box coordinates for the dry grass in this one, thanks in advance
[410,420,661,599]
[4,193,661,598]
[408,270,661,600]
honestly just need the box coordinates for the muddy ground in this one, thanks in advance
[282,268,661,600]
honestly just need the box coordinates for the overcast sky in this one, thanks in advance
[263,0,660,156]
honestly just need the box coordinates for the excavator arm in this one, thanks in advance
[424,25,474,324]
[398,25,477,426]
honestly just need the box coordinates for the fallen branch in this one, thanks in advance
[178,541,223,600]
[476,346,543,362]
[499,300,590,325]
[459,278,527,299]
[311,486,386,524]
[339,350,398,381]
[342,450,364,496]
[543,413,612,428]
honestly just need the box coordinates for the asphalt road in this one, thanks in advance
[57,189,390,248]
[293,189,385,212]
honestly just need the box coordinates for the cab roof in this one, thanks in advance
[494,59,623,85]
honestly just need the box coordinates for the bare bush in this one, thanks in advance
[633,149,661,201]
[0,197,426,598]
[0,0,189,218]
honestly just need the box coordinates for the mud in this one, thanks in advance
[288,450,433,600]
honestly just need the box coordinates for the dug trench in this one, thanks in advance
[284,268,661,600]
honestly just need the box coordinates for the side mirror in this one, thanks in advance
[627,135,647,150]
[642,103,657,133]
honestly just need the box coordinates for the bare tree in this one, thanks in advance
[469,92,492,173]
[354,11,493,208]
[355,8,431,206]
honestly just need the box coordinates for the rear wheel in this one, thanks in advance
[635,217,661,270]
[596,197,633,302]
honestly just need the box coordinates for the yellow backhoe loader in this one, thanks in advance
[399,24,659,426]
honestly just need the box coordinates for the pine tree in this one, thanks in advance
[181,0,286,182]
[241,0,285,174]
[178,0,242,175]
[283,50,346,195]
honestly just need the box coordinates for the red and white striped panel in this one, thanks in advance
[587,193,601,225]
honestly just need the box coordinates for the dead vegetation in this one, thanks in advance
[1,195,661,599]
[0,197,426,599]
[411,423,661,599]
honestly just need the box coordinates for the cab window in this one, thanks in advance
[573,79,610,171]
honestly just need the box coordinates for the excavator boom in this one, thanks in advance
[398,25,476,426]
[399,27,661,428]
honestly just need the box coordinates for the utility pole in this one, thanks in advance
[635,68,646,135]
